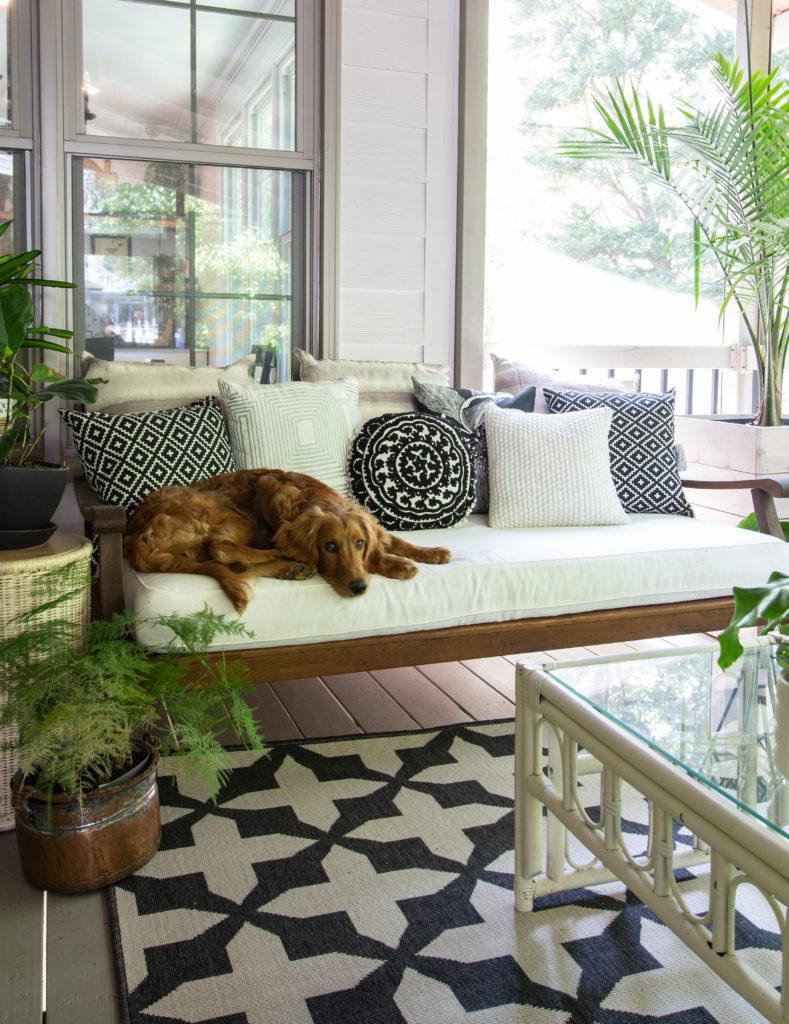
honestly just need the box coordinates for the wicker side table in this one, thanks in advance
[0,532,92,830]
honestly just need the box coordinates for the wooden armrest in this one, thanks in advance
[681,475,789,498]
[681,474,788,540]
[69,465,126,620]
[71,473,126,532]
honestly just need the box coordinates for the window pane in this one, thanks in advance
[82,0,296,150]
[0,6,10,128]
[78,158,294,373]
[485,0,736,371]
[196,11,296,148]
[0,151,16,256]
[82,0,191,141]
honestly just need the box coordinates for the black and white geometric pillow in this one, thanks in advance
[348,413,478,530]
[63,396,235,518]
[543,387,694,516]
[412,379,536,514]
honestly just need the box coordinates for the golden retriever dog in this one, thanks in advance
[124,469,451,612]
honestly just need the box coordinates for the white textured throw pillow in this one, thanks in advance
[486,404,627,528]
[490,353,630,413]
[218,378,362,496]
[80,353,256,414]
[294,349,451,421]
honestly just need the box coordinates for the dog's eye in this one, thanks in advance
[355,539,364,550]
[324,541,337,553]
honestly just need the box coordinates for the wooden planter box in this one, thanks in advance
[676,415,789,520]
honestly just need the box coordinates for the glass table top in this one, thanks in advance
[545,642,788,839]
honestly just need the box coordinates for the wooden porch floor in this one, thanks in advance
[0,632,720,1024]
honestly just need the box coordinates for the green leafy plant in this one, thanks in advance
[561,53,789,426]
[718,571,789,670]
[0,590,266,802]
[0,221,101,465]
[739,512,789,542]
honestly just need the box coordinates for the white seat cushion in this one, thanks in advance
[126,515,789,652]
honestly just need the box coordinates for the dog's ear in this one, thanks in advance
[274,505,326,567]
[352,508,386,565]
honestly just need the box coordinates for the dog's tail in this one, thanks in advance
[125,539,253,613]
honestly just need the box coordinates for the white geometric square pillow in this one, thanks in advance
[218,378,362,496]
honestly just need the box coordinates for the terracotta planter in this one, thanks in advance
[675,416,789,519]
[13,742,161,893]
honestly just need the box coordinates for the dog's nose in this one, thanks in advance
[349,579,368,596]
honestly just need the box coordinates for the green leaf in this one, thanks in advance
[24,279,76,289]
[0,429,15,462]
[30,363,64,383]
[739,511,789,541]
[718,573,789,668]
[40,378,100,405]
[0,284,35,355]
[20,339,73,356]
[26,326,73,340]
[692,219,701,308]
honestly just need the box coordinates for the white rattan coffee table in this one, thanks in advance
[514,640,788,1023]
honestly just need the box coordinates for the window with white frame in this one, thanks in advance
[64,0,314,378]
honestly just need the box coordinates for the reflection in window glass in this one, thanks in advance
[485,0,736,376]
[82,0,296,149]
[78,159,293,373]
[0,152,15,256]
[0,7,10,128]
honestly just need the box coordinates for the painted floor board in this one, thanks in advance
[270,677,363,738]
[415,662,514,720]
[46,890,121,1024]
[370,667,471,728]
[0,831,41,1024]
[321,672,419,732]
[461,657,517,701]
[255,686,303,742]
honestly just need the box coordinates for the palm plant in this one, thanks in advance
[561,54,789,426]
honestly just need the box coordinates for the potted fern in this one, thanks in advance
[0,222,101,548]
[562,54,789,500]
[2,597,265,893]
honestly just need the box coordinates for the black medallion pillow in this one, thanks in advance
[543,387,693,517]
[63,395,235,518]
[348,413,478,530]
[411,378,537,513]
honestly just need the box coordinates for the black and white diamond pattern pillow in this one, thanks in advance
[543,387,693,516]
[63,396,235,518]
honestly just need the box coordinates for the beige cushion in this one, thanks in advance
[491,353,630,413]
[294,349,451,421]
[81,353,256,414]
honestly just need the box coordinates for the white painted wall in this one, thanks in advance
[337,0,459,371]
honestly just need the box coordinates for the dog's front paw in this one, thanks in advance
[396,561,418,580]
[284,562,316,581]
[428,547,451,564]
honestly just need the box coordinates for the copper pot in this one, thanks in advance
[13,742,161,893]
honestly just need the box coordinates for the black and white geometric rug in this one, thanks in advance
[110,723,781,1023]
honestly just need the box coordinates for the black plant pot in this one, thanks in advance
[0,464,69,548]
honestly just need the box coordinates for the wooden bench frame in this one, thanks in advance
[71,464,789,683]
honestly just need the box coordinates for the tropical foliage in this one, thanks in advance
[0,223,100,465]
[718,571,789,670]
[562,54,789,426]
[0,581,265,801]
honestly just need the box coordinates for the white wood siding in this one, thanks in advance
[337,0,459,369]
